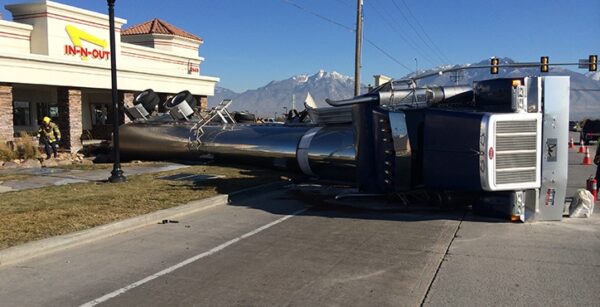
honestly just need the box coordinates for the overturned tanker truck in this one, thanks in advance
[120,76,570,222]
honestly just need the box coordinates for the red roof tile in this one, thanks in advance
[122,18,202,42]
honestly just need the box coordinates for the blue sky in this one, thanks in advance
[2,0,599,92]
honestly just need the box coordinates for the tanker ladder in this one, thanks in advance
[189,99,236,149]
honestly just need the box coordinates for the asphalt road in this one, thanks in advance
[0,139,598,306]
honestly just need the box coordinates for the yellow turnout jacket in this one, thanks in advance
[38,122,61,142]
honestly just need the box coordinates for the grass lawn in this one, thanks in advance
[53,161,169,171]
[0,164,285,249]
[0,162,163,181]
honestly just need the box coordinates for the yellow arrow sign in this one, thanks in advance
[65,25,107,61]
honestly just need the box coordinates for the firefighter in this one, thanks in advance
[38,116,61,159]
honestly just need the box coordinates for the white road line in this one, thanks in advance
[80,208,307,307]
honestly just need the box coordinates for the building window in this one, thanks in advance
[13,101,31,126]
[90,103,109,126]
[36,103,59,124]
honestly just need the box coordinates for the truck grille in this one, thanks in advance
[495,120,538,185]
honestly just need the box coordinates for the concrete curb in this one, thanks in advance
[0,194,228,267]
[0,180,290,267]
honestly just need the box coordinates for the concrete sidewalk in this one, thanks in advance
[424,213,600,306]
[0,163,189,193]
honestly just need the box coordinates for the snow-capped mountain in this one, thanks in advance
[210,60,600,120]
[586,71,600,81]
[409,58,600,120]
[209,70,357,116]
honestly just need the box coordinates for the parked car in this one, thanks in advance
[581,119,600,144]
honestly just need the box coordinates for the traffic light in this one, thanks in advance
[540,56,549,73]
[490,58,499,74]
[590,55,597,72]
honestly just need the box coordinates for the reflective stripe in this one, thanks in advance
[296,127,322,176]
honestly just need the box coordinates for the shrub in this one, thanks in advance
[0,138,16,161]
[15,132,40,159]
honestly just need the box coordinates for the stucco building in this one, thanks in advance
[0,0,219,152]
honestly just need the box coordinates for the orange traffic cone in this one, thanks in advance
[569,138,574,149]
[579,142,586,153]
[582,147,592,165]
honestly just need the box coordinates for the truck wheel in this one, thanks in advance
[167,90,197,108]
[135,89,159,114]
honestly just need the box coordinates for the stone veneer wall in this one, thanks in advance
[57,87,82,153]
[158,93,173,113]
[0,84,14,142]
[119,91,135,124]
[198,95,208,112]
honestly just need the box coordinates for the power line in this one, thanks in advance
[389,0,446,65]
[398,0,452,64]
[364,38,412,71]
[282,0,412,72]
[365,1,438,67]
[389,0,444,65]
[283,0,354,32]
[571,88,600,91]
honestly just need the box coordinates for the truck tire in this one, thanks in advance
[167,90,197,109]
[135,89,159,114]
[233,111,256,123]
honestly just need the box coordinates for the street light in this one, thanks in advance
[107,0,126,183]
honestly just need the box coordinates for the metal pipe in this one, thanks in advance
[325,95,378,107]
[326,85,472,107]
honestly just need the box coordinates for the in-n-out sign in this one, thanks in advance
[64,25,110,61]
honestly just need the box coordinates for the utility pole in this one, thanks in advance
[354,0,363,96]
[414,58,418,87]
[351,0,378,193]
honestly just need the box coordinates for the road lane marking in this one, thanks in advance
[80,208,307,307]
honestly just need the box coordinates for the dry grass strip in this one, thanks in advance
[0,164,283,249]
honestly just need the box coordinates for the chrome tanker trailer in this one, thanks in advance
[120,76,570,222]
